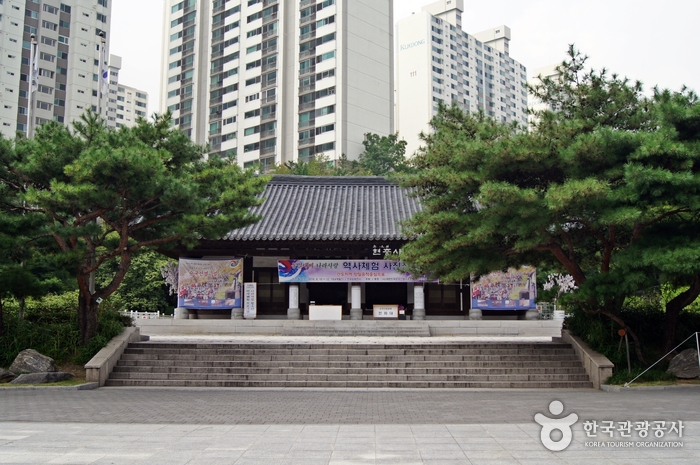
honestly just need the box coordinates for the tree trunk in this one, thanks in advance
[77,290,99,345]
[663,275,700,355]
[0,297,4,336]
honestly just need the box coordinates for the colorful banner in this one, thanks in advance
[471,266,537,310]
[278,259,425,283]
[178,258,243,309]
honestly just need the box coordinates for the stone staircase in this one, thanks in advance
[282,321,431,337]
[106,342,593,388]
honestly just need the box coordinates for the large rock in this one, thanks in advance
[10,372,73,385]
[666,348,700,379]
[0,368,16,383]
[9,349,57,374]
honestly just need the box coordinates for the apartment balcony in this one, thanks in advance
[260,145,276,155]
[182,62,194,71]
[212,4,225,14]
[261,112,277,122]
[300,31,316,42]
[262,12,278,24]
[299,137,315,147]
[212,49,224,59]
[300,13,316,25]
[262,44,278,55]
[300,49,316,59]
[260,128,276,139]
[299,66,316,76]
[300,0,313,7]
[263,0,278,6]
[299,84,315,93]
[299,101,315,111]
[181,77,193,85]
[209,111,222,121]
[262,62,277,72]
[210,96,223,105]
[262,30,278,40]
[261,95,277,105]
[299,120,315,129]
[182,19,195,28]
[262,77,277,89]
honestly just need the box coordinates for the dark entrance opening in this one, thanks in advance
[307,283,348,307]
[365,283,407,311]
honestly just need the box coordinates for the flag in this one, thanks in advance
[100,41,108,95]
[29,39,39,93]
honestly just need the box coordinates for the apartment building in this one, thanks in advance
[106,54,148,129]
[161,0,394,169]
[0,0,111,139]
[395,0,528,156]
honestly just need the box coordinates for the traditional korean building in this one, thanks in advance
[178,175,472,319]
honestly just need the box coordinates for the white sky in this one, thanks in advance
[110,0,700,117]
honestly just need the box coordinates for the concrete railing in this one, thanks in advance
[560,329,614,390]
[85,327,141,387]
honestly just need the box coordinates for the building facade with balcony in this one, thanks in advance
[160,0,394,169]
[395,0,529,156]
[0,0,112,139]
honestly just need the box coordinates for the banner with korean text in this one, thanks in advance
[471,266,537,310]
[178,258,243,309]
[278,259,425,283]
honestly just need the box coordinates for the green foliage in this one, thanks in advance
[271,133,411,177]
[96,249,176,314]
[358,133,410,176]
[0,110,267,342]
[605,368,676,386]
[396,47,700,357]
[0,292,130,367]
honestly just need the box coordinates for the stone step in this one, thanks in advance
[116,360,584,369]
[109,371,591,382]
[113,366,587,375]
[126,342,574,350]
[118,354,581,363]
[105,379,594,389]
[122,347,577,356]
[107,341,592,389]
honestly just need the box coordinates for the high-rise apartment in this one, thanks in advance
[106,54,148,129]
[161,0,394,169]
[395,0,528,156]
[0,0,112,139]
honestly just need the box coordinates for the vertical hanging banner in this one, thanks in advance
[243,283,257,319]
[471,266,537,310]
[178,258,243,309]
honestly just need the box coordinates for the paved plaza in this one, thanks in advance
[1,385,699,464]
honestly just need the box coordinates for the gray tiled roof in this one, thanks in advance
[225,175,421,241]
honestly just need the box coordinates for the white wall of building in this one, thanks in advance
[161,0,394,169]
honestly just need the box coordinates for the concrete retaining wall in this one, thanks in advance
[560,329,614,390]
[85,327,141,387]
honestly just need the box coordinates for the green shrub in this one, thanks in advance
[605,368,677,386]
[0,292,130,367]
[564,290,700,373]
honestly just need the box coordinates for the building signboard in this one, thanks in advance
[277,259,425,283]
[177,258,243,309]
[373,304,399,319]
[243,283,257,319]
[471,266,537,310]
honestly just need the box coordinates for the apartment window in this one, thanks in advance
[38,85,53,94]
[41,37,57,47]
[60,20,71,29]
[60,3,71,13]
[43,4,58,14]
[244,109,260,119]
[39,68,55,78]
[246,44,261,54]
[26,10,38,19]
[37,101,52,111]
[42,20,58,31]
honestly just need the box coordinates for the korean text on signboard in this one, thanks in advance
[278,259,425,283]
[178,258,243,309]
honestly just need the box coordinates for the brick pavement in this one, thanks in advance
[1,387,699,464]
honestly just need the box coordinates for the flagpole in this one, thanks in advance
[98,32,106,119]
[27,33,38,138]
